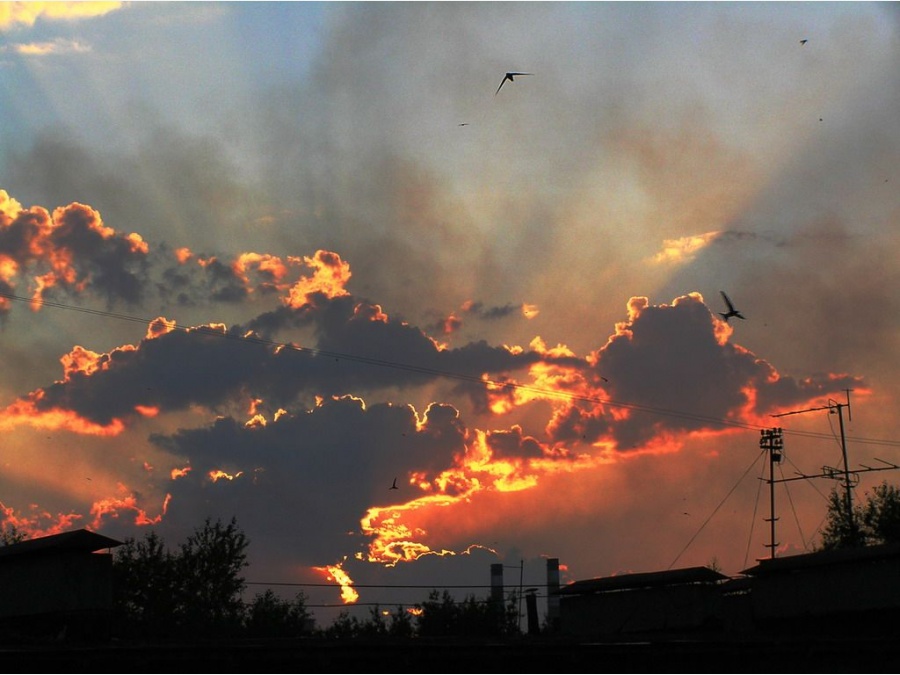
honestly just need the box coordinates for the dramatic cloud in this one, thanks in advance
[0,3,896,626]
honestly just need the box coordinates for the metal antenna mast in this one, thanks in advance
[756,392,899,557]
[772,390,856,537]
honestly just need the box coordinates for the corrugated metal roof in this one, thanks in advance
[0,528,123,560]
[557,566,729,596]
[740,542,900,576]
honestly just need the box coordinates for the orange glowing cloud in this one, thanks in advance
[649,231,719,265]
[60,345,104,378]
[357,421,619,568]
[353,302,389,323]
[359,430,558,566]
[361,450,612,567]
[174,247,193,264]
[483,338,597,416]
[0,199,149,310]
[147,316,178,339]
[134,405,159,418]
[442,313,462,334]
[312,562,360,604]
[209,469,243,482]
[284,250,351,308]
[171,466,191,480]
[60,343,139,381]
[248,398,264,416]
[232,252,290,289]
[125,232,148,255]
[0,396,125,436]
[89,490,169,529]
[0,501,83,539]
[244,414,267,428]
[0,254,18,282]
[0,189,23,217]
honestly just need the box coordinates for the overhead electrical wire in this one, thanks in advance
[669,448,767,571]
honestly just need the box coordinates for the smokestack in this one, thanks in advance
[525,588,540,635]
[491,562,504,607]
[546,558,560,631]
[490,562,505,631]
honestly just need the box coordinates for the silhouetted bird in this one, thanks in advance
[719,291,746,322]
[800,39,808,45]
[496,72,532,96]
[390,477,399,490]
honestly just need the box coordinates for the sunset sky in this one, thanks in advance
[1,2,898,627]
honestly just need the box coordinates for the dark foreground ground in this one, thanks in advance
[2,635,899,673]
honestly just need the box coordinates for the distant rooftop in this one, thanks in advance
[0,528,123,560]
[741,542,900,576]
[558,565,729,596]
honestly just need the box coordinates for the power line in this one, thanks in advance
[669,448,767,570]
[2,290,899,450]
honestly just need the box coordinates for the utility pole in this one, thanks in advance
[759,428,784,558]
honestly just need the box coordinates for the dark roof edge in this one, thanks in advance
[0,528,123,559]
[741,542,900,576]
[558,566,729,596]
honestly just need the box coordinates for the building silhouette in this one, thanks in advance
[0,528,122,641]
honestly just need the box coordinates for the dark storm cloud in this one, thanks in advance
[425,301,521,337]
[158,254,250,306]
[31,324,273,425]
[552,294,865,450]
[484,426,546,460]
[18,289,571,428]
[147,395,468,562]
[462,301,521,321]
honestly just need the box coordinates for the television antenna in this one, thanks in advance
[764,390,899,553]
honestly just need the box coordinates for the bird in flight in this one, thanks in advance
[496,71,532,96]
[390,477,399,490]
[800,39,808,45]
[719,291,746,322]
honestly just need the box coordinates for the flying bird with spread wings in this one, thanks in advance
[718,291,746,323]
[389,477,399,490]
[496,71,532,95]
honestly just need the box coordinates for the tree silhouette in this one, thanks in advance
[386,604,414,638]
[112,530,180,637]
[860,481,900,545]
[112,516,249,638]
[820,481,900,550]
[175,516,249,635]
[415,589,520,638]
[244,589,313,638]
